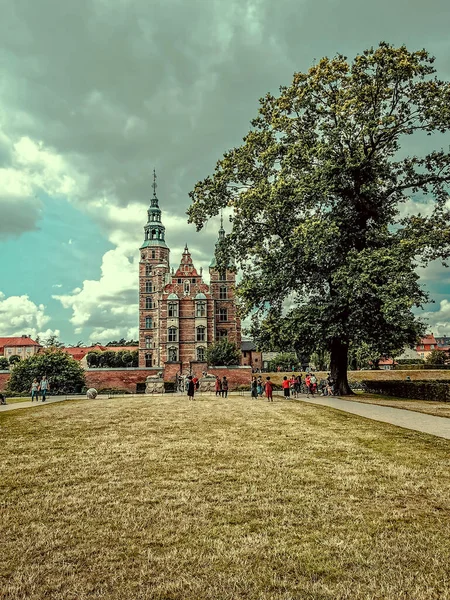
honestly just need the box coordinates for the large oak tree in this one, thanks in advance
[188,44,450,394]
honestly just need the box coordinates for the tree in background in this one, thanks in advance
[0,357,9,370]
[9,355,21,366]
[206,339,241,366]
[86,352,100,368]
[43,334,64,348]
[6,348,85,395]
[189,43,450,395]
[268,352,299,371]
[425,349,449,365]
[86,350,139,368]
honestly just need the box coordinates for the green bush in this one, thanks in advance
[6,349,85,395]
[0,356,9,370]
[362,380,450,402]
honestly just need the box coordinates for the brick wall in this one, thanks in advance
[0,372,9,392]
[207,366,252,390]
[85,368,159,393]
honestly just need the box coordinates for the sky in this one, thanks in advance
[1,0,450,345]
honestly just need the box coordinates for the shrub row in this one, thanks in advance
[393,364,450,370]
[362,380,450,402]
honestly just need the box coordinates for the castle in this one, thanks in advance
[138,173,241,373]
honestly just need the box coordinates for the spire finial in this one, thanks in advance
[220,210,224,230]
[152,169,157,198]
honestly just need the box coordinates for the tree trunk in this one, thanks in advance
[329,338,353,396]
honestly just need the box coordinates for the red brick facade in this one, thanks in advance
[138,188,241,372]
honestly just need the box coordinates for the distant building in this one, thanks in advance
[241,341,262,370]
[416,334,438,360]
[0,335,42,359]
[138,173,241,373]
[435,335,450,348]
[396,347,421,361]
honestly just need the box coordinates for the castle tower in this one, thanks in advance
[209,214,241,346]
[138,170,170,368]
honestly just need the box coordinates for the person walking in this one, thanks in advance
[305,373,311,398]
[187,375,195,400]
[282,376,290,399]
[265,377,273,402]
[221,376,229,398]
[31,378,39,402]
[39,376,50,402]
[215,376,222,397]
[0,392,6,405]
[251,376,258,399]
[289,374,297,398]
[256,376,263,397]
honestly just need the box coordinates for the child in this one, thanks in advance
[265,377,273,402]
[282,376,290,398]
[305,374,311,398]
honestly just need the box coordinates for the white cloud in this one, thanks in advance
[0,291,58,340]
[422,300,450,335]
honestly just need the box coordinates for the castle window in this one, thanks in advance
[196,301,206,317]
[218,329,228,338]
[168,327,178,342]
[168,346,178,362]
[219,270,226,281]
[219,286,227,300]
[219,308,228,322]
[145,353,152,367]
[196,326,206,342]
[145,281,153,293]
[145,265,152,276]
[145,317,152,329]
[151,250,156,259]
[145,297,153,309]
[168,302,178,317]
[178,278,182,284]
[192,278,196,284]
[197,346,205,362]
[184,280,190,295]
[145,337,152,349]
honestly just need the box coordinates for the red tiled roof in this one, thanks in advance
[0,337,42,348]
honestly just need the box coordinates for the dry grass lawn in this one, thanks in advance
[348,393,450,418]
[1,395,450,600]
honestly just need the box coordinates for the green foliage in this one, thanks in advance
[425,349,449,365]
[206,339,241,366]
[86,350,138,368]
[43,334,64,348]
[0,356,9,370]
[363,380,450,402]
[396,358,425,365]
[9,355,21,366]
[269,352,299,371]
[188,43,450,394]
[6,348,85,394]
[105,339,138,346]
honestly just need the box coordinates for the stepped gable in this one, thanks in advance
[163,244,211,298]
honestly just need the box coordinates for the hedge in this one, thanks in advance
[362,380,450,402]
[393,364,450,370]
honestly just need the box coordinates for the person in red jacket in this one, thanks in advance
[265,377,273,402]
[282,376,290,399]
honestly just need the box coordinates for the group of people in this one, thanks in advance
[185,374,229,400]
[214,376,229,398]
[251,373,336,401]
[31,376,50,402]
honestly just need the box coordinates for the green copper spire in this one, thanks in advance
[140,169,168,249]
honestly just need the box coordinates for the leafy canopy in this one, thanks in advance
[7,348,86,394]
[188,43,450,382]
[206,339,241,366]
